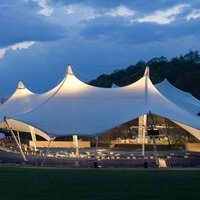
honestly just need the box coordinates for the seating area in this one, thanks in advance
[166,157,200,168]
[0,149,24,164]
[97,158,157,168]
[1,148,200,168]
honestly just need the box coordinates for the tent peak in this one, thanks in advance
[162,79,173,85]
[17,81,26,89]
[163,78,169,83]
[111,83,118,88]
[144,66,150,77]
[67,64,74,75]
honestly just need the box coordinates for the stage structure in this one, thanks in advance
[5,66,200,140]
[0,65,200,160]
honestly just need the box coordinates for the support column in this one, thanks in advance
[95,136,99,150]
[73,135,79,155]
[4,118,27,161]
[152,136,159,165]
[41,137,55,166]
[148,112,159,166]
[138,115,147,156]
[29,126,37,151]
[17,131,21,148]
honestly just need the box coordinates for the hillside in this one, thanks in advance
[89,50,200,99]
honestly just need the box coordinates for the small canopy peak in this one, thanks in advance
[67,65,74,75]
[17,81,25,89]
[111,83,118,88]
[163,78,169,83]
[162,79,174,86]
[144,66,150,77]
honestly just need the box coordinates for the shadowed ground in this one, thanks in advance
[0,166,200,200]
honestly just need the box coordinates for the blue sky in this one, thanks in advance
[0,0,200,96]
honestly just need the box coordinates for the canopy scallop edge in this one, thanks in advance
[4,66,200,140]
[155,79,200,115]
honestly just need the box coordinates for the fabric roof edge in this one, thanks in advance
[0,81,35,106]
[67,64,74,75]
[17,81,26,89]
[157,78,199,100]
[2,117,51,141]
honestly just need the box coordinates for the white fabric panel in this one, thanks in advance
[13,71,148,135]
[173,121,200,141]
[155,79,200,115]
[147,78,200,136]
[0,79,64,121]
[12,66,200,137]
[0,80,66,137]
[0,119,50,141]
[0,81,37,119]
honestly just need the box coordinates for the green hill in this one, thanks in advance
[89,50,200,99]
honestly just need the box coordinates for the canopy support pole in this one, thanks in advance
[142,130,146,156]
[148,112,159,166]
[29,126,37,151]
[4,117,27,162]
[17,131,21,148]
[73,135,79,156]
[41,137,55,166]
[138,115,147,156]
[95,136,99,157]
[152,136,159,166]
[95,136,99,151]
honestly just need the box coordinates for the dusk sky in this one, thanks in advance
[0,0,200,96]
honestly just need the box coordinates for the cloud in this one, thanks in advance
[0,1,66,47]
[81,8,200,46]
[65,4,99,21]
[4,1,193,47]
[54,3,136,28]
[0,0,200,96]
[33,0,54,16]
[186,9,200,21]
[48,2,193,31]
[65,5,74,14]
[10,41,36,51]
[0,41,35,58]
[105,5,135,17]
[0,48,6,58]
[64,4,135,22]
[134,4,189,24]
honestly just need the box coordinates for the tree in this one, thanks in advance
[89,50,200,99]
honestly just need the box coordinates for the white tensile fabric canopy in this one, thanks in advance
[0,119,50,141]
[6,66,200,140]
[0,80,64,119]
[0,81,37,118]
[155,79,200,115]
[0,80,64,140]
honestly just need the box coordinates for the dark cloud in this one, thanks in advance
[0,0,200,97]
[0,1,66,47]
[49,0,200,12]
[80,14,200,45]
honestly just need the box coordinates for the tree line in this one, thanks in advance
[89,50,200,99]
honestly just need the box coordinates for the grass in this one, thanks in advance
[0,166,200,200]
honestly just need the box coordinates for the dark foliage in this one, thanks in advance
[89,50,200,99]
